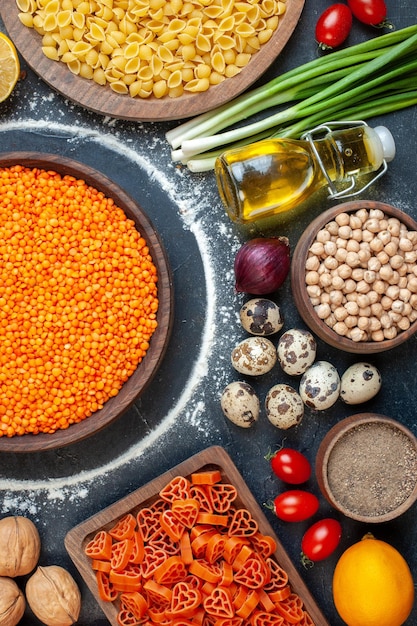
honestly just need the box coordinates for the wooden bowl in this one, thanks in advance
[291,201,417,354]
[1,0,304,122]
[316,414,417,523]
[65,445,331,626]
[0,152,173,453]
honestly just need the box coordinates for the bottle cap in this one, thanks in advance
[374,126,396,162]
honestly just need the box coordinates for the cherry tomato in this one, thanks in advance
[301,518,342,562]
[272,490,319,522]
[315,4,353,49]
[270,448,312,484]
[347,0,387,25]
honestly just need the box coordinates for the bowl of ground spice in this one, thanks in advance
[316,414,417,523]
[291,201,417,353]
[0,152,173,452]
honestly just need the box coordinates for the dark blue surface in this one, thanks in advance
[1,2,417,624]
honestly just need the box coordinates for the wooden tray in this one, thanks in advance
[1,0,304,121]
[65,446,330,625]
[0,152,173,453]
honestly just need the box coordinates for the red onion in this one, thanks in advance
[234,237,290,294]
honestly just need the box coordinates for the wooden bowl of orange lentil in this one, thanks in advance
[0,152,173,452]
[1,0,305,121]
[291,201,417,354]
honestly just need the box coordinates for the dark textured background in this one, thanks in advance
[1,2,416,624]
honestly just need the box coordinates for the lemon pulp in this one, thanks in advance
[0,33,20,102]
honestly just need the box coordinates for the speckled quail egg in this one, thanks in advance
[221,381,260,428]
[340,362,382,404]
[231,337,277,376]
[265,384,304,429]
[277,328,317,376]
[239,298,284,336]
[299,361,340,410]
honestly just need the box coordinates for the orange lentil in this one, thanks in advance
[0,165,159,437]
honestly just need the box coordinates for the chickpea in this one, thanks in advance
[335,248,348,262]
[365,218,380,233]
[370,236,384,253]
[398,317,411,331]
[356,208,369,223]
[324,241,337,256]
[357,316,370,330]
[390,254,405,269]
[384,326,398,340]
[399,237,414,252]
[315,303,331,319]
[350,327,367,342]
[305,270,319,285]
[326,221,339,236]
[369,208,385,220]
[387,218,402,237]
[305,255,320,271]
[334,306,348,321]
[345,300,359,316]
[349,214,363,229]
[376,250,390,265]
[372,329,385,342]
[316,228,332,242]
[335,212,350,226]
[346,238,360,252]
[309,241,324,256]
[339,225,353,240]
[385,241,399,257]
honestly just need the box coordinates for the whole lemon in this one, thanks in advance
[333,534,414,626]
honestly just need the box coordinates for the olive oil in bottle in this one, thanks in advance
[215,122,395,224]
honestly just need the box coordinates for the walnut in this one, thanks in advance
[0,516,41,577]
[0,576,26,626]
[26,565,81,626]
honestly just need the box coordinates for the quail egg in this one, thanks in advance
[231,337,277,376]
[277,328,317,376]
[239,298,284,336]
[221,381,260,428]
[340,362,382,404]
[299,361,340,410]
[265,384,304,429]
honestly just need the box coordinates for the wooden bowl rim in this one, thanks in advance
[316,413,417,523]
[1,0,305,121]
[291,200,417,354]
[0,152,174,453]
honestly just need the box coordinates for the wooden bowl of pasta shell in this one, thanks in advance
[1,0,304,121]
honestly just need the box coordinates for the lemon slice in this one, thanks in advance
[0,33,20,102]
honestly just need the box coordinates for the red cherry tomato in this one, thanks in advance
[315,4,353,49]
[272,490,319,522]
[301,518,342,562]
[270,448,312,484]
[347,0,387,25]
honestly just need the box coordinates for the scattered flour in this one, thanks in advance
[0,115,240,503]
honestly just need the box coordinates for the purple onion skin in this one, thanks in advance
[234,237,290,295]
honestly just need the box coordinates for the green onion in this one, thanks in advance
[166,25,417,172]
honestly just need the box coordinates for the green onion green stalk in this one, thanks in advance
[166,25,417,172]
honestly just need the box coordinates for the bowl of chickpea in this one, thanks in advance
[291,201,417,354]
[0,152,173,452]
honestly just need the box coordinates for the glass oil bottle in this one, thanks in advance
[215,121,395,224]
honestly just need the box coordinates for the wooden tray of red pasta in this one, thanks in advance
[65,445,329,625]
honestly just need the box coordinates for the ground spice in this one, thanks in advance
[0,164,159,437]
[327,422,417,517]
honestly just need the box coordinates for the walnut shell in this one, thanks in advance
[0,516,41,577]
[26,565,81,626]
[0,576,26,626]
